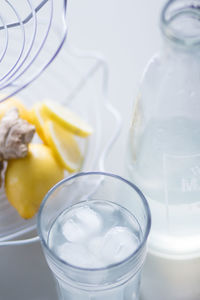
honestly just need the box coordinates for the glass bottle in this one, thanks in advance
[126,0,200,258]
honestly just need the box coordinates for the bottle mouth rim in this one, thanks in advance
[160,0,200,48]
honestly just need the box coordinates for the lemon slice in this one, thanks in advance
[44,120,83,172]
[0,97,30,121]
[42,100,93,137]
[29,102,48,143]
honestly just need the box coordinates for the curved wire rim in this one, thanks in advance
[160,0,200,48]
[0,14,8,63]
[0,0,37,85]
[0,0,49,87]
[37,171,151,273]
[0,0,52,88]
[63,46,122,173]
[0,0,26,83]
[0,0,68,103]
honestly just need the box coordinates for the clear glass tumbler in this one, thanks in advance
[37,172,151,300]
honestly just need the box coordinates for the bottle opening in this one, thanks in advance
[161,0,200,48]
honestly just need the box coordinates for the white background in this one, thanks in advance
[67,0,164,174]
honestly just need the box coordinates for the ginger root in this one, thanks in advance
[0,107,35,160]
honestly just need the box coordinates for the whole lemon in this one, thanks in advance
[5,143,64,219]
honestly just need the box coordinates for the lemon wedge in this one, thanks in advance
[29,102,48,143]
[44,120,83,172]
[42,100,93,137]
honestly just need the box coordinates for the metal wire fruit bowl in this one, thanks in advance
[0,42,121,245]
[0,0,121,246]
[0,0,67,101]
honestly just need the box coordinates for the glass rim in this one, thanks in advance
[37,171,151,273]
[160,0,200,48]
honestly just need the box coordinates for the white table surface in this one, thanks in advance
[2,1,200,299]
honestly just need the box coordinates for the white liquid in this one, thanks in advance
[127,116,200,258]
[48,200,141,300]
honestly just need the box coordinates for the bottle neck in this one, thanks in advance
[160,0,200,52]
[161,38,200,61]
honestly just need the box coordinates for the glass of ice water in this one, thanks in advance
[37,172,151,300]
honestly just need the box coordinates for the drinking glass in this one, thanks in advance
[37,172,151,300]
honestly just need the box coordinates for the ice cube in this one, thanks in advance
[94,201,120,231]
[61,218,86,242]
[56,242,104,269]
[56,242,91,268]
[101,226,139,264]
[88,237,103,259]
[75,205,102,234]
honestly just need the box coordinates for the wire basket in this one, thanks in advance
[0,0,122,246]
[0,43,121,244]
[0,0,67,101]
